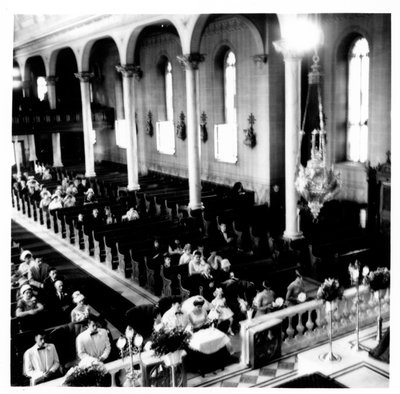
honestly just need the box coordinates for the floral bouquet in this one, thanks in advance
[63,359,109,387]
[150,327,191,358]
[316,278,344,302]
[363,267,390,292]
[297,292,307,303]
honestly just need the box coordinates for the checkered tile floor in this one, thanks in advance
[205,356,298,388]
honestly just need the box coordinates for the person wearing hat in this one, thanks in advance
[15,284,44,320]
[252,280,276,318]
[285,269,306,306]
[83,188,97,205]
[18,250,34,278]
[23,330,61,385]
[71,291,94,323]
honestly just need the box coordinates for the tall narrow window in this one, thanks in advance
[37,76,47,101]
[215,50,238,163]
[347,37,369,162]
[165,61,174,121]
[156,60,175,155]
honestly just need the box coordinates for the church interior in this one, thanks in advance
[9,12,393,388]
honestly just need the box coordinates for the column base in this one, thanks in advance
[53,162,64,168]
[127,184,141,191]
[188,202,204,212]
[85,171,96,178]
[283,230,304,241]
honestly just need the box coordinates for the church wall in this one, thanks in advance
[321,14,391,203]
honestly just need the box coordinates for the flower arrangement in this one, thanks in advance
[297,292,307,303]
[363,267,390,292]
[63,360,109,387]
[316,278,344,302]
[272,297,284,308]
[150,327,191,358]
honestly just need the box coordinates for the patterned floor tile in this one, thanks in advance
[239,374,259,384]
[259,367,277,377]
[278,361,296,370]
[221,381,239,387]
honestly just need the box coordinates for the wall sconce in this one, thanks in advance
[146,111,153,137]
[243,113,257,148]
[176,111,186,140]
[200,111,208,143]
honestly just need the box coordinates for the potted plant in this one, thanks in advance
[363,266,390,341]
[150,327,191,367]
[316,278,344,362]
[63,359,110,387]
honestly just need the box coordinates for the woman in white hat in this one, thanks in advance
[70,291,94,323]
[15,284,44,318]
[18,250,34,278]
[83,188,97,205]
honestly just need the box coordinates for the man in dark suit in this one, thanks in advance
[48,280,71,324]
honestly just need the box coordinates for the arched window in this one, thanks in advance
[347,37,369,162]
[224,51,237,124]
[215,49,238,163]
[165,61,174,121]
[37,76,47,101]
[156,59,175,155]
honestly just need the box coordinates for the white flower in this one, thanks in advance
[116,336,127,350]
[134,334,143,348]
[274,297,284,307]
[297,292,306,303]
[362,266,370,277]
[125,326,134,339]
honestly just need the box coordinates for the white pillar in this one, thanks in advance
[22,80,30,98]
[13,138,21,178]
[51,132,63,167]
[116,65,141,191]
[75,72,96,177]
[28,134,37,162]
[177,54,204,211]
[273,40,303,240]
[46,76,58,109]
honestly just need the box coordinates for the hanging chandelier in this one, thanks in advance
[295,53,341,220]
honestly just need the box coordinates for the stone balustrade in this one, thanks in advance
[240,285,390,367]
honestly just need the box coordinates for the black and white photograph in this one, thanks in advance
[2,0,398,390]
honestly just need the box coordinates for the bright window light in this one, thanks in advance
[156,121,175,155]
[115,120,127,149]
[37,76,47,101]
[347,37,369,162]
[214,123,237,163]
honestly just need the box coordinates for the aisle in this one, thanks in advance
[12,220,135,333]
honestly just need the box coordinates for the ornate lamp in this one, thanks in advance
[295,54,341,219]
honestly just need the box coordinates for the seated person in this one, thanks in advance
[210,288,234,335]
[18,250,34,279]
[47,280,71,323]
[76,315,111,363]
[15,284,45,330]
[285,270,306,306]
[252,280,276,317]
[28,257,50,291]
[200,264,216,301]
[71,291,94,323]
[48,191,63,211]
[43,267,63,298]
[217,259,238,287]
[83,188,97,204]
[41,168,52,180]
[104,206,115,224]
[188,250,207,276]
[39,194,52,212]
[161,296,189,330]
[23,330,61,385]
[216,222,236,250]
[63,192,76,208]
[121,207,140,222]
[188,297,210,332]
[168,238,183,256]
[178,243,192,265]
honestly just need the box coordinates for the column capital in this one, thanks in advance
[273,39,304,61]
[177,53,205,70]
[46,75,59,85]
[74,72,94,82]
[116,64,143,80]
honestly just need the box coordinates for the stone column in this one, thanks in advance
[273,40,303,240]
[74,72,96,177]
[28,134,37,162]
[22,80,30,98]
[177,53,205,211]
[46,76,58,109]
[13,137,21,177]
[51,132,63,167]
[115,64,142,191]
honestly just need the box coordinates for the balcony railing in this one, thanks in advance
[240,285,390,367]
[12,107,114,134]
